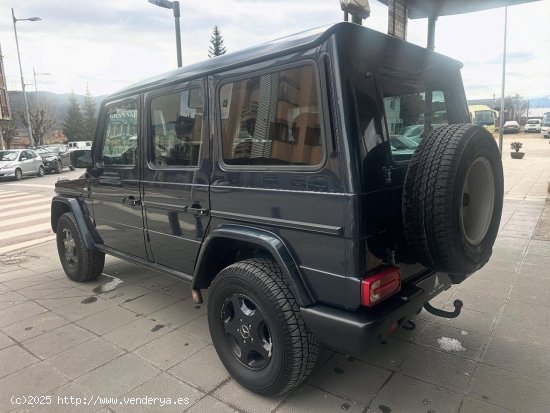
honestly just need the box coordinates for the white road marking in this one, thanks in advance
[0,222,52,238]
[0,235,56,255]
[0,196,51,211]
[0,204,50,218]
[0,212,51,228]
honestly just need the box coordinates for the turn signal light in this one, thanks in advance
[361,266,401,307]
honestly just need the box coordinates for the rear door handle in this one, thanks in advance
[123,196,141,207]
[186,206,209,216]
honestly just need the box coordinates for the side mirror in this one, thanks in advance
[70,149,93,168]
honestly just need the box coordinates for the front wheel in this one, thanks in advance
[56,212,105,282]
[208,258,318,396]
[14,168,22,181]
[54,160,62,174]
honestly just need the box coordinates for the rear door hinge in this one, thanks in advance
[383,166,393,184]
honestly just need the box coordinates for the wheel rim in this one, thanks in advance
[62,228,78,269]
[15,169,21,179]
[39,166,44,176]
[221,293,273,370]
[460,156,495,245]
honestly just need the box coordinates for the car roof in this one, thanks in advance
[110,22,463,99]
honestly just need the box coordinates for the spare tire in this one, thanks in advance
[402,124,503,275]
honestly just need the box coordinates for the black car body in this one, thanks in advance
[52,23,503,395]
[37,145,72,173]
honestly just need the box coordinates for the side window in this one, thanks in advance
[150,88,203,167]
[383,90,448,160]
[219,65,324,167]
[19,151,28,161]
[99,100,138,166]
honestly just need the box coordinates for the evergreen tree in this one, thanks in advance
[208,26,227,58]
[63,92,84,142]
[82,85,97,141]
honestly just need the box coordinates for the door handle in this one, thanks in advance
[186,206,209,216]
[123,196,141,207]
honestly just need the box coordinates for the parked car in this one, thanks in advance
[502,120,520,133]
[52,23,504,396]
[524,118,542,133]
[0,149,44,180]
[36,145,74,173]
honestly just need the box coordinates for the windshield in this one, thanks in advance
[474,110,495,126]
[0,151,18,161]
[36,148,54,155]
[527,119,540,124]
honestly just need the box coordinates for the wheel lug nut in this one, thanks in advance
[240,318,243,322]
[248,324,251,328]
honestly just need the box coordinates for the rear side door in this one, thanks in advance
[28,150,42,172]
[87,96,148,260]
[19,151,33,174]
[141,80,210,275]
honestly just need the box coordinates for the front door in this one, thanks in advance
[88,96,148,260]
[141,81,210,274]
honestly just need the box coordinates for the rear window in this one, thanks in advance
[383,90,449,161]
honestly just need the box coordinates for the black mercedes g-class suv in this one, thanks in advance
[52,23,503,396]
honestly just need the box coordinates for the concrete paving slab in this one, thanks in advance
[186,396,239,413]
[213,379,285,413]
[308,353,391,404]
[119,291,180,315]
[0,345,40,379]
[111,373,204,413]
[147,299,206,328]
[353,338,412,371]
[168,345,230,392]
[75,306,137,335]
[369,373,462,413]
[21,323,96,360]
[102,316,173,351]
[468,364,550,413]
[398,345,476,393]
[75,353,160,398]
[135,328,208,370]
[458,398,515,413]
[47,337,125,379]
[0,301,48,328]
[276,384,364,413]
[492,312,550,350]
[1,311,69,342]
[418,323,489,361]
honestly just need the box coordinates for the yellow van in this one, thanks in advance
[469,105,498,133]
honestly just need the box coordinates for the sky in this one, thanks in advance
[0,0,548,100]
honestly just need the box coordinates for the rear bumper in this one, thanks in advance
[301,270,453,354]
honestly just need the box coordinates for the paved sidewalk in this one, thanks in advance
[0,135,548,413]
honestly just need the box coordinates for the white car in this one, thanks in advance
[0,149,45,180]
[524,119,542,133]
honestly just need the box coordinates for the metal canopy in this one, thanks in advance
[378,0,540,18]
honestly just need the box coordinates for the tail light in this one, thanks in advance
[361,266,401,307]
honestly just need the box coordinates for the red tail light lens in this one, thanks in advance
[361,266,401,307]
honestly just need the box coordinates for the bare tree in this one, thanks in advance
[0,120,17,149]
[504,94,528,122]
[17,100,57,146]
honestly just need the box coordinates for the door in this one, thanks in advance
[88,96,148,260]
[141,81,210,274]
[27,150,42,173]
[19,151,33,175]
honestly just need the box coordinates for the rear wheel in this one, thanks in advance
[56,212,104,282]
[37,165,45,177]
[208,258,318,396]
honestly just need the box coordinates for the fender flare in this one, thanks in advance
[192,224,315,307]
[51,196,100,250]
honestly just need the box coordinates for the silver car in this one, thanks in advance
[0,149,45,181]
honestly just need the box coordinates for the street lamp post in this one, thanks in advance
[11,8,41,149]
[148,0,182,68]
[498,6,508,158]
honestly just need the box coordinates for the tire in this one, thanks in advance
[402,124,503,275]
[69,165,75,171]
[56,212,105,282]
[37,165,45,177]
[14,168,22,181]
[54,160,62,174]
[208,258,318,396]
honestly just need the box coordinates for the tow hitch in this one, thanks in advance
[424,299,463,319]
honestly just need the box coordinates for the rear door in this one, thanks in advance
[19,151,33,175]
[88,96,148,260]
[141,80,210,274]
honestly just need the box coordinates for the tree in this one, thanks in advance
[18,101,57,146]
[208,26,227,58]
[0,120,17,149]
[503,94,528,122]
[82,86,97,141]
[63,92,84,142]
